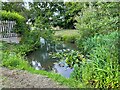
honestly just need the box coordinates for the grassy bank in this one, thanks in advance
[0,41,83,88]
[54,30,79,43]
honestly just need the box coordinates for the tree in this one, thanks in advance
[75,2,119,39]
[2,2,31,21]
[64,2,84,29]
[29,2,65,28]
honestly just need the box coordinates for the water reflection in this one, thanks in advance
[27,41,77,78]
[53,61,74,78]
[32,60,42,70]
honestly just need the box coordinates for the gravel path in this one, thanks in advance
[0,67,67,89]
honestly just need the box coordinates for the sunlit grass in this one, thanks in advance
[54,29,79,37]
[54,30,79,43]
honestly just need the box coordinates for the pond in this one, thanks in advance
[27,40,77,78]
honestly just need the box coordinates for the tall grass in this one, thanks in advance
[71,31,119,88]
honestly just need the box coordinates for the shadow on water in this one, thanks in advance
[27,38,77,78]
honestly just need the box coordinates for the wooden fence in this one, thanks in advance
[0,20,17,38]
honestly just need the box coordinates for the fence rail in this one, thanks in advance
[0,20,16,38]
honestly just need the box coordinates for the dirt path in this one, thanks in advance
[0,67,67,89]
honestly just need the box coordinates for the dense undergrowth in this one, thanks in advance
[73,3,119,88]
[72,31,119,88]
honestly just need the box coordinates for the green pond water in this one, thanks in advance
[27,41,77,78]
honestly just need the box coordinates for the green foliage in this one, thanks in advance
[29,2,65,28]
[52,50,85,68]
[75,3,119,40]
[79,31,119,55]
[34,16,54,41]
[62,35,77,43]
[55,35,77,43]
[11,30,41,55]
[0,10,26,34]
[71,31,119,88]
[13,16,54,55]
[64,2,84,29]
[74,4,119,87]
[2,51,29,70]
[0,10,25,21]
[29,2,85,29]
[21,30,41,45]
[34,16,50,30]
[13,44,32,55]
[2,2,30,20]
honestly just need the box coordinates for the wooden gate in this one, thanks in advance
[0,20,17,38]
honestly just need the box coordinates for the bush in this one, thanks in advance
[2,51,30,70]
[32,16,54,43]
[75,3,119,40]
[21,30,41,45]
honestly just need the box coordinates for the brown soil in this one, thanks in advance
[0,67,67,89]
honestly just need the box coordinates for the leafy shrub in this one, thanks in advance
[75,3,119,40]
[2,51,30,70]
[21,30,41,45]
[15,29,43,55]
[40,29,54,42]
[13,44,33,55]
[34,16,54,41]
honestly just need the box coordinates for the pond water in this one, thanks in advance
[27,41,77,78]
